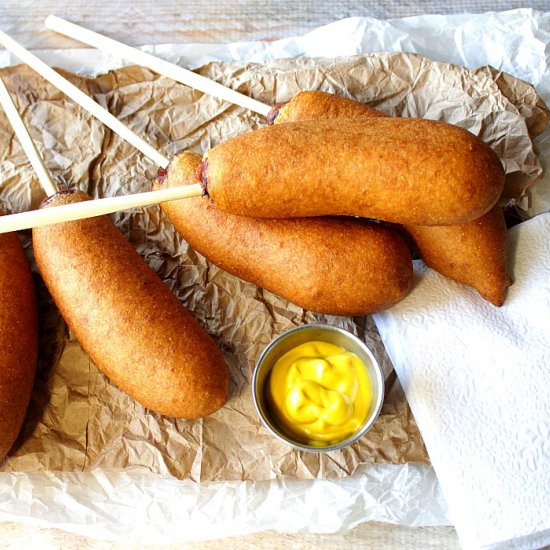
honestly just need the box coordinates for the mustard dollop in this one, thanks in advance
[266,341,372,446]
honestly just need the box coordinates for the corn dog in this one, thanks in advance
[200,117,504,226]
[403,206,512,306]
[267,91,512,306]
[0,210,38,460]
[267,91,387,125]
[155,151,413,316]
[32,191,228,419]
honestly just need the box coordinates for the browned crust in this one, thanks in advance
[32,192,228,419]
[402,206,512,306]
[203,117,504,226]
[272,91,387,125]
[268,90,512,306]
[0,210,38,460]
[157,151,413,316]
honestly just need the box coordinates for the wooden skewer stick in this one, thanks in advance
[45,15,272,118]
[0,76,58,197]
[0,186,203,234]
[0,43,203,234]
[0,29,169,169]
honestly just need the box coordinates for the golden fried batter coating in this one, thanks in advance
[0,210,38,460]
[33,193,228,419]
[269,90,512,305]
[156,151,413,316]
[402,206,512,306]
[203,118,504,226]
[269,91,387,125]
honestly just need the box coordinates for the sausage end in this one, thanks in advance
[198,158,209,195]
[267,101,289,125]
[40,189,78,208]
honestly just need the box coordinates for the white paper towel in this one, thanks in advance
[374,213,550,550]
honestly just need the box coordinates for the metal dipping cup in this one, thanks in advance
[252,324,385,453]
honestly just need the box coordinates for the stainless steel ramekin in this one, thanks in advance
[252,324,384,453]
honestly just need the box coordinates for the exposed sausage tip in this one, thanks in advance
[40,189,77,207]
[267,101,288,125]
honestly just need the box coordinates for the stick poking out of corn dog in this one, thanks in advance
[0,67,228,419]
[268,91,513,306]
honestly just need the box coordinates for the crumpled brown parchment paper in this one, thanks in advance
[0,52,547,482]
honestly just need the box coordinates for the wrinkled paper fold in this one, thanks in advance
[0,9,549,542]
[1,53,546,480]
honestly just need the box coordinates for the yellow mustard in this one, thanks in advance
[266,341,372,446]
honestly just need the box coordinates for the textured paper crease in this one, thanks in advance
[0,44,545,493]
[0,9,549,542]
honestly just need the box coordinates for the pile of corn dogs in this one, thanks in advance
[0,30,514,462]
